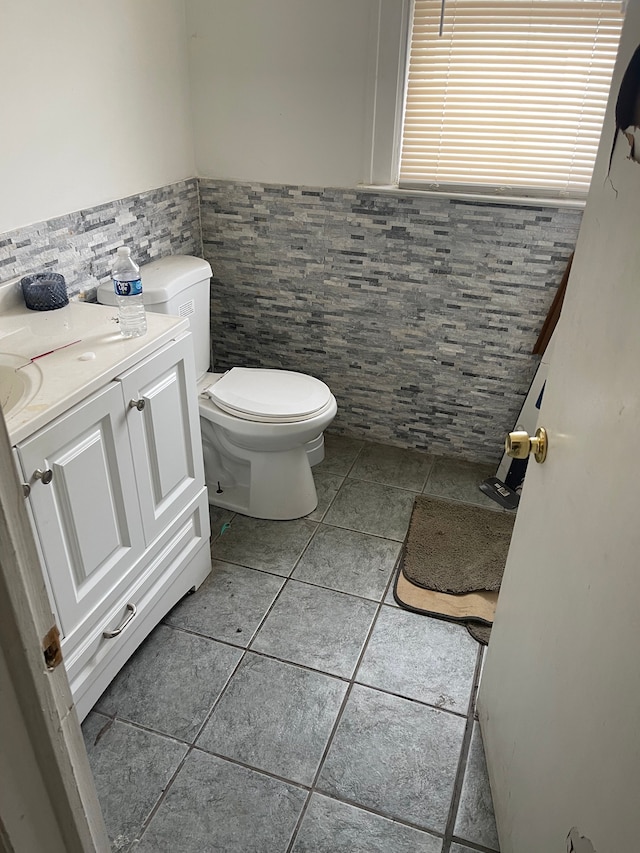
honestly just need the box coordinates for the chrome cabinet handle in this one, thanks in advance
[102,603,137,639]
[129,398,146,411]
[33,468,53,484]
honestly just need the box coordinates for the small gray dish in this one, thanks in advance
[21,272,69,310]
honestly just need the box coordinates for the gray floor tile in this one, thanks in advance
[356,607,478,714]
[212,515,317,576]
[209,504,235,540]
[423,459,498,510]
[350,442,434,491]
[95,624,242,742]
[165,560,285,647]
[292,524,400,601]
[136,749,306,853]
[450,845,482,853]
[198,654,347,785]
[291,793,443,853]
[306,471,344,521]
[251,580,377,678]
[82,713,187,851]
[324,479,416,541]
[317,433,364,475]
[454,723,500,850]
[317,684,465,833]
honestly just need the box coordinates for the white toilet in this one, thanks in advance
[98,255,337,520]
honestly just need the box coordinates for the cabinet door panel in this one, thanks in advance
[144,369,189,501]
[54,429,123,585]
[119,334,204,545]
[17,383,144,639]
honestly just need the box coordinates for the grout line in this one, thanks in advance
[134,644,250,848]
[285,565,407,853]
[208,510,237,543]
[449,837,500,853]
[272,573,391,605]
[440,645,485,851]
[306,472,345,523]
[313,517,408,544]
[192,743,311,791]
[134,745,194,849]
[318,517,407,543]
[342,472,426,493]
[308,789,446,841]
[420,489,504,512]
[201,557,291,581]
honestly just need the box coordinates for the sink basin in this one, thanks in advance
[0,354,42,416]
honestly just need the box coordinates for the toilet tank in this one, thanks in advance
[97,255,212,378]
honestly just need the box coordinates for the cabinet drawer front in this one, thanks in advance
[17,383,144,639]
[119,334,205,544]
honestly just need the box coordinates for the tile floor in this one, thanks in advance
[83,435,502,853]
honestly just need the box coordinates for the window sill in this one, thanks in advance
[357,184,586,211]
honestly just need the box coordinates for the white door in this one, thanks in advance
[478,4,640,852]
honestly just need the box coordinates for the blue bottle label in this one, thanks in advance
[113,278,142,297]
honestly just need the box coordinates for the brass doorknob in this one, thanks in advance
[505,427,548,463]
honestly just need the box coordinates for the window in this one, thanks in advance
[399,0,624,198]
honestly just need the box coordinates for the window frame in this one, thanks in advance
[366,0,622,207]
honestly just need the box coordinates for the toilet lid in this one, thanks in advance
[208,368,332,421]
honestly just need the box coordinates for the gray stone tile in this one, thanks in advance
[454,723,500,850]
[197,654,347,785]
[82,713,187,851]
[423,459,498,510]
[165,560,285,647]
[356,607,478,714]
[306,471,344,521]
[324,479,416,541]
[350,442,435,491]
[291,793,443,853]
[136,749,306,853]
[209,505,235,540]
[292,524,400,601]
[212,515,317,576]
[450,845,482,853]
[95,624,242,742]
[251,580,377,678]
[318,684,465,833]
[317,433,364,475]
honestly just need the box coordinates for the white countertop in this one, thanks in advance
[0,278,188,444]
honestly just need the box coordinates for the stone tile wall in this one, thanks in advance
[200,179,582,463]
[0,175,582,464]
[0,179,201,302]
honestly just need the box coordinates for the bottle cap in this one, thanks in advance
[117,246,131,257]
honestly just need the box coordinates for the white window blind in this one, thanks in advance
[400,0,624,198]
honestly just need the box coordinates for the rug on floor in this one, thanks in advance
[394,496,515,644]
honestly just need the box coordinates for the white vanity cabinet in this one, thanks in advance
[15,332,211,721]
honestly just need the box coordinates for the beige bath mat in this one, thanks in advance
[394,495,515,643]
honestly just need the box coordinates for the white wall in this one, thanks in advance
[187,0,407,187]
[0,0,195,233]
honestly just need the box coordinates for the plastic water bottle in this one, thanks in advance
[112,247,147,338]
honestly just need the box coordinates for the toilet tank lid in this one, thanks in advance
[96,255,212,306]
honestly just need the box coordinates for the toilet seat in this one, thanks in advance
[206,367,332,423]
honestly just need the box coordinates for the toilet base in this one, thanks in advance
[203,430,325,521]
[207,444,317,519]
